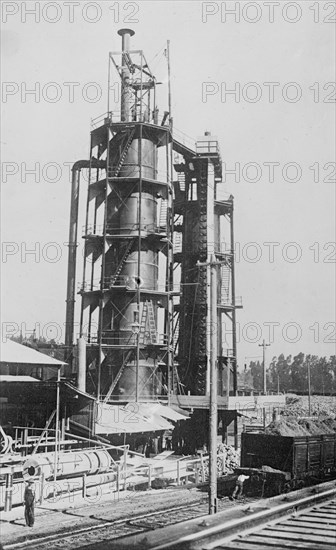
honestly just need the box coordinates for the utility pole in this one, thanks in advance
[209,255,218,515]
[258,340,270,395]
[197,255,220,514]
[307,356,311,416]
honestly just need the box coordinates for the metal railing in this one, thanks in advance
[218,295,243,307]
[83,223,167,237]
[173,127,196,151]
[91,110,172,130]
[85,332,169,346]
[195,140,220,156]
[107,166,169,183]
[79,278,181,294]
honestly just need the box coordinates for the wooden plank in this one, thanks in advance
[269,524,336,539]
[285,519,336,532]
[263,528,335,543]
[243,534,335,549]
[297,515,335,524]
[307,512,336,518]
[211,542,297,550]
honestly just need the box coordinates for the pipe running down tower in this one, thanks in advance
[78,29,174,402]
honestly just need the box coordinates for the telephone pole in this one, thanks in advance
[258,339,270,395]
[209,256,218,514]
[197,255,219,515]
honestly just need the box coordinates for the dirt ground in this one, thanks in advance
[0,483,243,548]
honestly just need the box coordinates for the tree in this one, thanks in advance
[249,360,263,391]
[290,352,305,392]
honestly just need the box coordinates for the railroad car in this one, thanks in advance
[236,432,336,496]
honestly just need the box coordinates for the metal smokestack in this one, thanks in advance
[118,28,135,122]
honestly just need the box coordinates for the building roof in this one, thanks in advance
[0,375,40,383]
[0,340,66,366]
[95,402,188,435]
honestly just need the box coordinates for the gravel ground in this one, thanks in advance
[1,484,246,549]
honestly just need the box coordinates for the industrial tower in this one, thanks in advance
[173,137,242,396]
[65,30,241,447]
[77,29,174,402]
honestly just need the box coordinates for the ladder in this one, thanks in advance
[174,232,183,254]
[139,300,157,344]
[177,171,186,191]
[173,316,180,354]
[112,129,135,177]
[159,199,168,229]
[103,350,132,403]
[108,239,134,287]
[221,265,231,304]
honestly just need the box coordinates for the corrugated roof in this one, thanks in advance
[0,375,40,382]
[0,340,66,366]
[95,402,174,435]
[135,403,189,422]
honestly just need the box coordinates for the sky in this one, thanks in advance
[1,0,335,369]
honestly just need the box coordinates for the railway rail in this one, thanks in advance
[3,498,219,550]
[208,498,336,549]
[108,481,336,550]
[3,482,335,550]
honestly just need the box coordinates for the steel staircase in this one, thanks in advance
[108,239,134,287]
[103,350,132,403]
[111,129,135,177]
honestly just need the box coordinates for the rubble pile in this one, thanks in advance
[283,395,336,417]
[217,443,240,473]
[201,444,240,479]
[265,416,336,437]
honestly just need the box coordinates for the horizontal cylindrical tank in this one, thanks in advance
[23,448,112,481]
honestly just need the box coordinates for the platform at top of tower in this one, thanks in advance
[195,133,222,177]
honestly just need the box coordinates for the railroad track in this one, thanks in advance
[208,498,336,549]
[3,499,213,550]
[4,483,335,550]
[107,481,336,550]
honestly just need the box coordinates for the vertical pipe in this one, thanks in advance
[4,469,13,512]
[262,339,267,395]
[167,40,172,128]
[53,368,61,491]
[80,152,93,338]
[209,256,218,515]
[107,53,111,115]
[97,127,110,400]
[118,28,135,122]
[230,204,239,451]
[166,128,172,404]
[65,167,80,365]
[77,337,86,392]
[307,357,311,416]
[227,357,231,399]
[230,204,237,395]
